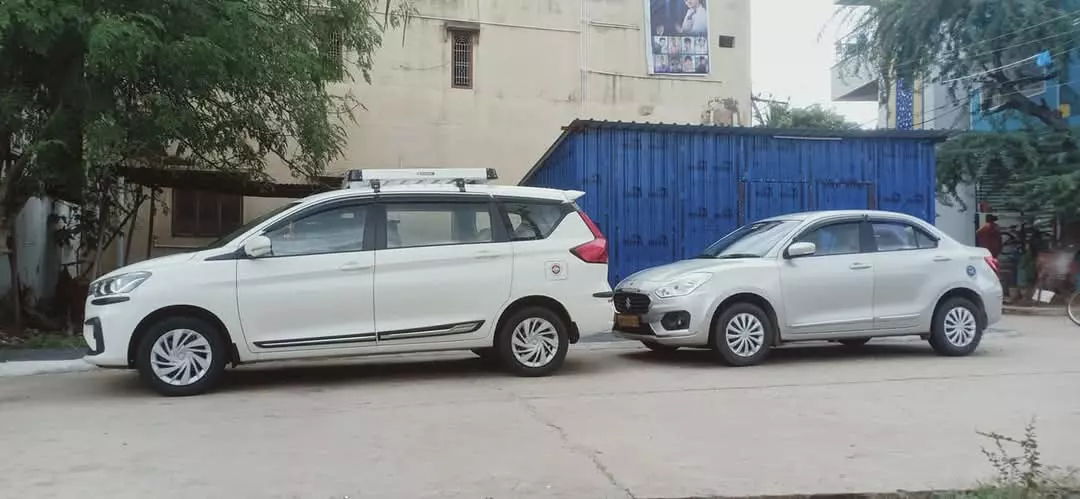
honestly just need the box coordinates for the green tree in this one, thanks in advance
[1,0,410,331]
[839,0,1080,131]
[754,100,860,130]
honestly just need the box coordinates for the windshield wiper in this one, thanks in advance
[713,253,761,259]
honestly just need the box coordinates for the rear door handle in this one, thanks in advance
[849,263,872,270]
[474,251,501,260]
[933,256,952,262]
[339,262,372,272]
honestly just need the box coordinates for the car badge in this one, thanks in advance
[624,297,633,309]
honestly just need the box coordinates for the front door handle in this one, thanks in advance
[849,263,872,270]
[339,262,372,272]
[933,256,952,262]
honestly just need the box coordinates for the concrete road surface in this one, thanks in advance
[2,315,1079,499]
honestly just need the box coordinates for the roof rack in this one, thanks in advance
[341,168,498,193]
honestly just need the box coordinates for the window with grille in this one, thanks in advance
[315,15,345,81]
[450,30,474,89]
[172,190,244,238]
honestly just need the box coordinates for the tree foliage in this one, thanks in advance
[0,0,409,330]
[754,101,860,130]
[937,127,1080,216]
[839,0,1080,131]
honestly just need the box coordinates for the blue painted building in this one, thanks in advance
[521,120,948,285]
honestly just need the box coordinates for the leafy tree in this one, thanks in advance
[839,0,1080,131]
[753,100,860,130]
[1,0,410,331]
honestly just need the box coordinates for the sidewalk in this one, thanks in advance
[1003,304,1067,317]
[0,347,94,377]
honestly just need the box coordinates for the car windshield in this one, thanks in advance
[697,220,801,258]
[202,201,301,250]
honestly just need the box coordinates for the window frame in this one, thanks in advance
[171,189,245,238]
[495,197,574,242]
[256,198,376,258]
[868,219,940,253]
[373,194,508,250]
[449,28,476,89]
[784,217,873,259]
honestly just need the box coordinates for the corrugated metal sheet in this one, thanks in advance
[524,120,943,285]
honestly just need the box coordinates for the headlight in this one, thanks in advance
[91,271,151,297]
[654,272,712,299]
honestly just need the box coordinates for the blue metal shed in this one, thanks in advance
[520,119,950,286]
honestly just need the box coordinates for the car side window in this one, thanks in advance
[502,201,567,241]
[264,204,368,257]
[385,202,493,249]
[915,229,939,249]
[794,222,862,256]
[872,222,919,252]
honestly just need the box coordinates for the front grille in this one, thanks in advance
[613,292,651,314]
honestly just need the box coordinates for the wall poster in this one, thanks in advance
[645,0,710,75]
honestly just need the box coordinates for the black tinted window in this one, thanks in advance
[265,204,368,257]
[872,222,919,252]
[385,202,493,248]
[502,201,567,241]
[795,222,863,256]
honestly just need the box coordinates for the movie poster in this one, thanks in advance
[645,0,711,75]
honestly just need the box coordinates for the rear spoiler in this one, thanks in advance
[564,190,585,202]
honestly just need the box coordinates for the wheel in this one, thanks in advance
[495,306,569,377]
[641,341,680,353]
[837,338,870,347]
[1067,292,1080,327]
[135,316,228,396]
[928,297,984,357]
[710,302,773,366]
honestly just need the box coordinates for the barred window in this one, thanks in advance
[450,31,474,89]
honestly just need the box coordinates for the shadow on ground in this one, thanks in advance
[619,341,949,367]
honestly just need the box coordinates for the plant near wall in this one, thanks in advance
[752,98,860,130]
[0,0,412,334]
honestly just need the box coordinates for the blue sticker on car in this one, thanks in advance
[966,265,976,277]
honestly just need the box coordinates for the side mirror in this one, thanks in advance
[242,235,273,259]
[785,241,816,259]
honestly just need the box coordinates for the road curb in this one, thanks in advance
[1003,305,1066,317]
[0,359,96,377]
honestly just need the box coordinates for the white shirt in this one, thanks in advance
[680,5,708,35]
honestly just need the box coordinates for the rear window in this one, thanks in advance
[501,201,569,241]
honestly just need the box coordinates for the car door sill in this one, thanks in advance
[378,320,486,341]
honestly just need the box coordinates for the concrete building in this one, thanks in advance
[108,0,752,269]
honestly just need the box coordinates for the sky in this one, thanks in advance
[750,0,878,126]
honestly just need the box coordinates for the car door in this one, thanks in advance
[868,220,946,330]
[778,218,875,334]
[372,195,513,345]
[236,200,376,350]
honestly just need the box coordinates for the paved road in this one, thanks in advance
[2,316,1079,499]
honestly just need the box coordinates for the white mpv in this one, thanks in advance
[612,210,1004,365]
[83,169,613,396]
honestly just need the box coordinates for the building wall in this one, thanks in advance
[114,0,753,269]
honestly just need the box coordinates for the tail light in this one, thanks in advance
[984,256,1000,276]
[570,210,608,264]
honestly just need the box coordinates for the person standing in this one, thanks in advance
[976,214,1003,258]
[678,0,708,35]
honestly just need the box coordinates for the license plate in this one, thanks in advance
[615,314,641,329]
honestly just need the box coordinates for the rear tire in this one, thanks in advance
[135,316,228,397]
[928,297,984,357]
[710,302,773,366]
[641,341,680,354]
[1067,291,1080,327]
[495,306,569,377]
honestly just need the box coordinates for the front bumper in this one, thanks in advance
[610,291,713,347]
[82,298,142,368]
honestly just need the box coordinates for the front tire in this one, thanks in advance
[710,303,773,366]
[135,316,228,397]
[495,307,569,377]
[928,297,984,357]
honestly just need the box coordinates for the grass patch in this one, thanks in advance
[0,330,85,350]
